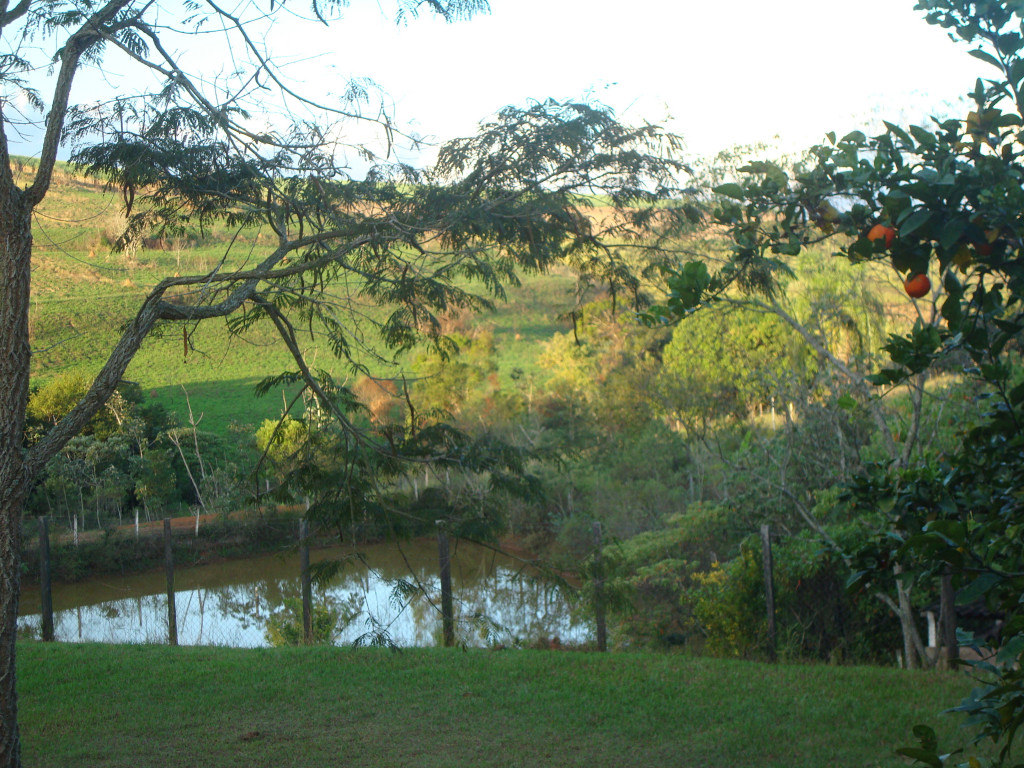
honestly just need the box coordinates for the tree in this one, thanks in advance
[0,1,694,761]
[654,1,1024,761]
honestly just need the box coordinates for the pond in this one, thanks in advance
[17,539,590,648]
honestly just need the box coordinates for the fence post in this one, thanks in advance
[760,524,777,662]
[39,517,54,642]
[300,518,312,645]
[592,522,607,652]
[437,522,454,647]
[164,518,178,646]
[940,570,957,670]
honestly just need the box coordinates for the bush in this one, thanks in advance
[689,546,765,658]
[590,503,744,648]
[264,596,358,647]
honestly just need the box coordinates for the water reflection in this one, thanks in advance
[18,540,590,648]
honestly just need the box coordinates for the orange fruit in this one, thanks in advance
[867,223,897,249]
[903,273,931,298]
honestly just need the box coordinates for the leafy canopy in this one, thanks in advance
[651,1,1024,764]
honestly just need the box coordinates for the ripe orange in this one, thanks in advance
[903,273,931,298]
[867,223,897,249]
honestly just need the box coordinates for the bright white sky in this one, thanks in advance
[291,0,991,164]
[7,0,994,170]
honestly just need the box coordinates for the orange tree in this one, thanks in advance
[0,0,698,763]
[651,1,1024,764]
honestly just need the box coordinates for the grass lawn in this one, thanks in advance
[18,643,991,767]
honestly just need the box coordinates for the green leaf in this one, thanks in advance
[939,217,969,252]
[741,160,788,186]
[884,121,914,145]
[912,725,938,753]
[1009,57,1024,87]
[897,208,933,238]
[969,47,1002,68]
[956,572,1003,605]
[996,634,1024,664]
[941,295,963,324]
[923,519,965,546]
[713,183,745,200]
[836,394,857,411]
[909,125,938,148]
[1009,381,1024,406]
[894,747,942,767]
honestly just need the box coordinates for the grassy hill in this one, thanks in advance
[24,159,579,433]
[18,642,995,768]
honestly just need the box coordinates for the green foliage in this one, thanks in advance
[658,303,815,425]
[646,1,1024,763]
[690,549,765,658]
[410,330,498,417]
[26,373,91,426]
[255,416,309,480]
[594,504,744,647]
[265,597,357,647]
[584,499,901,662]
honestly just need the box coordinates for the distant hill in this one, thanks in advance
[24,158,579,433]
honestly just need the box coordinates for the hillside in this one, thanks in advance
[25,159,580,432]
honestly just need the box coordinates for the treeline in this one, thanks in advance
[24,374,252,531]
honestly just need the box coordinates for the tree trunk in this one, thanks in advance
[0,192,34,768]
[897,573,918,669]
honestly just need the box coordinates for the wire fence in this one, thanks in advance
[19,516,592,650]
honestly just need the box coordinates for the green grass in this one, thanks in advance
[38,268,575,433]
[18,642,994,767]
[26,161,579,433]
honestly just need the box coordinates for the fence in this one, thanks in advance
[24,516,591,649]
[31,516,318,647]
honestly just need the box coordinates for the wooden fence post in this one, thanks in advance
[760,524,777,662]
[593,522,607,652]
[300,519,312,645]
[39,517,54,642]
[940,570,957,670]
[164,518,178,646]
[437,523,454,647]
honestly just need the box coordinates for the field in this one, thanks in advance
[18,642,992,768]
[25,158,580,433]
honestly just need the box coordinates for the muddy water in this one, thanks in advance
[17,540,588,648]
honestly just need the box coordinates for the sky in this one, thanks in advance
[5,0,995,170]
[285,0,991,164]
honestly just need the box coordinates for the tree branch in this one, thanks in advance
[25,0,136,207]
[0,0,30,29]
[736,295,900,462]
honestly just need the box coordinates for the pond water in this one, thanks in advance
[17,540,590,648]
